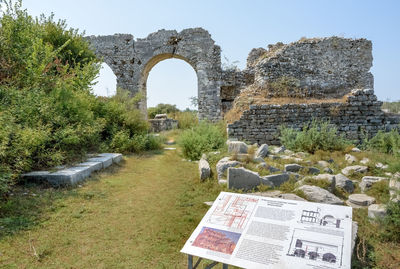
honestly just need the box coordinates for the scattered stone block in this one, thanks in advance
[297,185,343,205]
[341,165,368,176]
[253,156,265,163]
[262,173,290,187]
[360,176,387,192]
[272,146,286,154]
[218,179,227,185]
[307,167,320,175]
[347,194,376,208]
[227,167,269,190]
[227,141,248,154]
[335,174,355,193]
[345,154,357,164]
[199,158,211,181]
[368,204,387,219]
[351,147,362,152]
[324,167,333,174]
[375,162,388,169]
[267,154,280,160]
[313,174,336,191]
[255,144,269,158]
[284,149,294,155]
[204,201,214,206]
[317,160,330,168]
[284,164,303,173]
[360,157,370,165]
[216,157,240,180]
[278,193,306,201]
[294,152,307,158]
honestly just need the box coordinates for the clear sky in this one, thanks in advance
[7,0,400,109]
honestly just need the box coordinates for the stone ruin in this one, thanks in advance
[148,114,178,133]
[86,28,399,142]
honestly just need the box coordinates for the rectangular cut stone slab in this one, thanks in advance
[262,173,289,187]
[87,155,113,169]
[22,171,51,181]
[228,167,267,190]
[23,153,123,186]
[24,166,92,186]
[77,162,103,173]
[98,153,123,163]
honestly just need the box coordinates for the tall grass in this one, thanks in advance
[279,120,350,153]
[364,129,400,156]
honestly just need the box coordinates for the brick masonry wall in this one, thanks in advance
[227,89,400,145]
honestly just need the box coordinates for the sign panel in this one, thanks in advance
[181,192,353,269]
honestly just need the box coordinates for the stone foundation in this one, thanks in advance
[227,89,400,145]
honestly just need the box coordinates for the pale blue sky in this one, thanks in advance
[11,0,400,109]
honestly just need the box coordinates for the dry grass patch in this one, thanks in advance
[225,85,348,123]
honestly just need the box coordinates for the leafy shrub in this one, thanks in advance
[379,201,400,242]
[178,122,226,160]
[280,120,350,153]
[365,129,400,156]
[174,111,198,129]
[147,103,179,119]
[0,2,155,195]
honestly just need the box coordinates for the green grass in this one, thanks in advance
[0,139,226,268]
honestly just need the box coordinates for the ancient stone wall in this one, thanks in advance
[220,69,254,114]
[86,28,222,121]
[86,29,391,141]
[249,37,374,98]
[227,89,400,145]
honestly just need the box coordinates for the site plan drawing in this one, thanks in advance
[207,194,258,231]
[181,192,353,269]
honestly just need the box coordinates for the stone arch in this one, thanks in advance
[86,28,222,121]
[139,53,196,113]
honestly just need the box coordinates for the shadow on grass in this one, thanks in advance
[0,160,128,240]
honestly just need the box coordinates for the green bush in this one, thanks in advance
[147,103,180,119]
[0,2,155,195]
[178,122,226,160]
[365,129,400,156]
[379,201,400,242]
[280,120,350,153]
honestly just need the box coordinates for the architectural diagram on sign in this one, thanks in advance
[207,194,258,230]
[287,228,344,265]
[300,207,346,228]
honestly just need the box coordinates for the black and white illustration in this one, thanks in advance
[299,207,348,229]
[287,228,344,265]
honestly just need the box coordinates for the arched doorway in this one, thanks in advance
[86,28,222,121]
[146,58,197,111]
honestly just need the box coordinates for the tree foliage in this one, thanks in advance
[0,1,159,195]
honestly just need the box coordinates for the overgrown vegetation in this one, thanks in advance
[382,100,400,114]
[178,122,226,160]
[279,120,350,153]
[364,129,400,156]
[147,103,179,119]
[0,1,159,195]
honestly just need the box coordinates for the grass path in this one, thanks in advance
[0,144,223,268]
